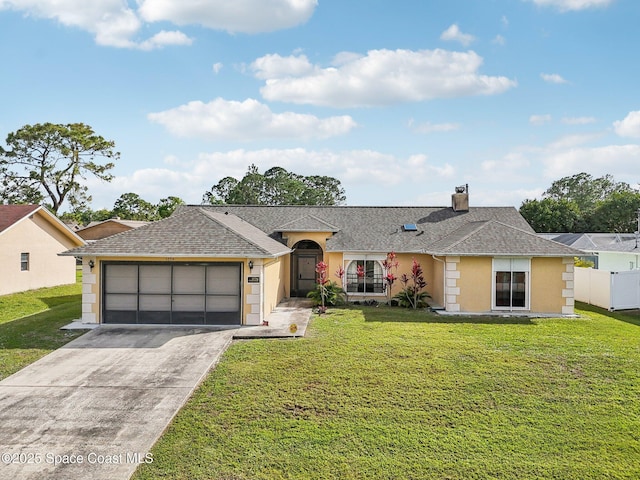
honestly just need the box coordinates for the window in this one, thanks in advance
[493,258,530,309]
[20,253,29,271]
[346,260,384,293]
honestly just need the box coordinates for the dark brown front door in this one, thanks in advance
[295,254,318,296]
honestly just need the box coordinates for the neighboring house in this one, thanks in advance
[540,233,640,271]
[0,205,85,296]
[76,218,150,241]
[62,188,582,326]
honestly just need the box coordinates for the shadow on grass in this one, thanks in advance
[576,301,640,327]
[39,294,82,309]
[0,302,84,349]
[359,305,535,325]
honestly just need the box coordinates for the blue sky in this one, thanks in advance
[1,0,639,210]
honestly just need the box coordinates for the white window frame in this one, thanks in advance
[343,253,387,296]
[492,257,531,311]
[20,252,30,272]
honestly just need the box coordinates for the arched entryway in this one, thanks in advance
[291,240,323,297]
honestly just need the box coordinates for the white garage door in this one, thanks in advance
[103,263,242,325]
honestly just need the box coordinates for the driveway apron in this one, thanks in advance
[0,326,236,480]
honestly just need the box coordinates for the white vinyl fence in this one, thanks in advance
[574,267,640,311]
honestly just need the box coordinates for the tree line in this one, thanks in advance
[0,123,345,225]
[519,172,640,233]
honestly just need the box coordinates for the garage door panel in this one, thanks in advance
[206,295,240,312]
[207,265,240,295]
[173,295,205,311]
[172,312,205,325]
[139,311,171,324]
[104,311,137,324]
[105,265,138,293]
[105,294,137,311]
[174,266,205,294]
[139,294,171,311]
[139,265,171,294]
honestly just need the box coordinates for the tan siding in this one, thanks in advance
[0,212,78,295]
[457,257,493,312]
[264,256,287,316]
[530,257,568,313]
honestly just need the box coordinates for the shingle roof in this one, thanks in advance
[275,214,339,232]
[62,208,290,258]
[196,205,578,256]
[0,204,40,233]
[63,204,582,258]
[426,220,583,256]
[81,219,150,230]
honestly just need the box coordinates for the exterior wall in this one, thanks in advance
[77,222,132,241]
[282,231,332,253]
[83,256,276,325]
[455,256,493,312]
[429,255,446,309]
[262,256,288,321]
[596,252,640,272]
[0,212,78,295]
[530,257,574,315]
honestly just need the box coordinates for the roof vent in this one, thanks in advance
[452,184,469,212]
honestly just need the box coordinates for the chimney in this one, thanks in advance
[452,184,469,212]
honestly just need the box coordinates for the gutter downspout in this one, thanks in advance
[431,254,446,311]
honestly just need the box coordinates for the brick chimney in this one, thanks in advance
[452,184,469,212]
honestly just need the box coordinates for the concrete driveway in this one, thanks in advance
[0,326,236,480]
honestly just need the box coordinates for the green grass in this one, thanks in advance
[0,270,85,380]
[134,304,640,480]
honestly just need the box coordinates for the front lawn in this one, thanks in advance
[134,305,640,480]
[0,272,85,380]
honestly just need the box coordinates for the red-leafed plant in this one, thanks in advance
[396,257,430,309]
[382,251,399,305]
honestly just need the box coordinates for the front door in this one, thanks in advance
[295,254,318,297]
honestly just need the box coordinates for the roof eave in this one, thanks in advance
[59,250,291,259]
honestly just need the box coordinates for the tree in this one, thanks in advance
[0,123,118,213]
[519,198,582,233]
[544,172,633,215]
[202,164,346,206]
[520,172,640,233]
[112,193,159,221]
[157,196,185,218]
[591,191,640,233]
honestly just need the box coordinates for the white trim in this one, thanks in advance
[492,257,531,311]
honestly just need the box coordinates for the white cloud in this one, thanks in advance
[138,0,317,33]
[547,133,603,149]
[492,34,506,46]
[562,116,596,125]
[440,24,476,46]
[541,73,568,84]
[193,148,455,187]
[147,98,357,141]
[252,49,517,108]
[410,120,461,134]
[528,0,614,12]
[0,0,316,48]
[138,30,193,50]
[530,114,552,125]
[543,145,640,179]
[501,15,509,27]
[613,111,640,138]
[212,62,223,74]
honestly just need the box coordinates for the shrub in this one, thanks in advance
[394,287,430,309]
[307,281,347,307]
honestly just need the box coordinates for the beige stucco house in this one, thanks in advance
[0,205,85,295]
[62,188,582,326]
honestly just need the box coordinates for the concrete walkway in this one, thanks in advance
[0,299,312,480]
